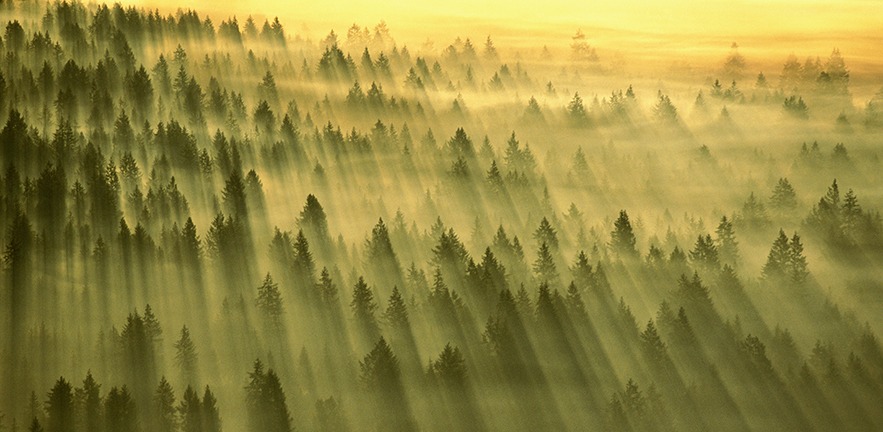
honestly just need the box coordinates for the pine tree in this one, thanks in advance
[221,171,247,218]
[715,216,739,266]
[689,234,719,270]
[841,188,862,237]
[154,377,177,432]
[201,386,221,432]
[293,230,317,285]
[762,229,791,281]
[567,92,588,126]
[245,360,293,432]
[45,377,74,432]
[74,372,102,432]
[383,286,410,329]
[640,320,668,364]
[143,304,162,342]
[104,386,137,432]
[571,250,593,289]
[740,192,770,230]
[533,242,559,285]
[565,282,588,320]
[318,267,339,307]
[174,326,198,383]
[256,273,285,331]
[610,210,637,257]
[178,386,202,432]
[430,343,467,388]
[789,233,809,284]
[486,160,504,192]
[315,397,350,432]
[351,276,380,339]
[533,217,559,250]
[365,218,401,279]
[770,178,798,214]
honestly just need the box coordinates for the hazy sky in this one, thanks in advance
[126,0,882,38]
[122,0,883,79]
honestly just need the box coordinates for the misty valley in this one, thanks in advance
[2,0,883,431]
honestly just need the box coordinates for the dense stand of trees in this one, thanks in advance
[1,0,883,430]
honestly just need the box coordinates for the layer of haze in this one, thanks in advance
[125,0,883,46]
[124,0,883,94]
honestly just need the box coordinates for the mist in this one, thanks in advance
[1,0,883,431]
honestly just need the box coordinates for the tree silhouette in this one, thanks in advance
[610,210,638,258]
[175,326,198,383]
[245,360,293,432]
[256,273,285,331]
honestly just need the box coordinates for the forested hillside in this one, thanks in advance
[1,0,883,430]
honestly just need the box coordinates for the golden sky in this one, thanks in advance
[125,0,883,74]
[126,0,882,37]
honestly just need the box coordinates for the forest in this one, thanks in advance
[1,0,883,430]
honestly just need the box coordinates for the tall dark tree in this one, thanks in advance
[715,216,739,266]
[175,326,198,384]
[201,386,221,432]
[763,229,791,281]
[351,277,380,341]
[178,386,202,432]
[256,273,285,331]
[689,234,719,270]
[298,194,331,245]
[104,386,137,432]
[74,372,103,432]
[533,242,559,285]
[359,337,416,431]
[45,377,74,432]
[364,218,402,283]
[245,360,292,432]
[383,286,410,329]
[610,210,638,258]
[154,377,177,432]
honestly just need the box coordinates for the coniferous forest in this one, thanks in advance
[2,0,883,430]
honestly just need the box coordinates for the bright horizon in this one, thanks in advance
[122,0,882,39]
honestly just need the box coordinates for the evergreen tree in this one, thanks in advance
[315,397,350,432]
[533,217,559,250]
[763,229,791,281]
[318,267,339,307]
[45,377,74,432]
[245,360,293,432]
[74,372,102,432]
[178,386,202,432]
[533,242,559,286]
[383,286,410,329]
[610,210,638,257]
[567,92,588,126]
[429,343,467,388]
[365,218,401,280]
[740,192,770,230]
[174,326,198,383]
[565,282,588,320]
[298,194,330,243]
[293,230,317,285]
[351,277,380,339]
[640,320,668,365]
[201,386,221,432]
[359,337,415,430]
[715,216,740,266]
[789,233,809,284]
[770,178,798,214]
[104,386,137,432]
[689,234,719,270]
[154,377,177,432]
[256,273,285,331]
